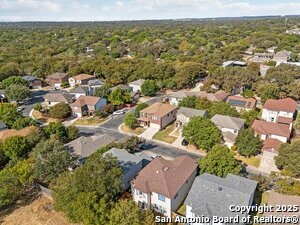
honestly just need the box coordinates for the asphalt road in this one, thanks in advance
[22,90,49,116]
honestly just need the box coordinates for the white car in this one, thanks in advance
[113,110,125,115]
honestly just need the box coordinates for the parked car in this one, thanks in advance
[181,139,188,146]
[139,143,150,150]
[113,110,125,115]
[151,154,161,159]
[17,106,25,112]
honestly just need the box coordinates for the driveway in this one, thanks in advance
[139,127,159,139]
[258,156,279,174]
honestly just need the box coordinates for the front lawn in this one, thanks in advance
[235,154,261,168]
[121,124,145,135]
[153,123,177,144]
[32,110,63,123]
[73,117,108,126]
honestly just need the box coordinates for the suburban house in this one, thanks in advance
[104,148,151,190]
[68,74,95,87]
[129,79,145,92]
[44,92,74,108]
[262,138,283,158]
[110,84,133,92]
[0,122,7,131]
[226,95,257,111]
[169,91,199,106]
[262,98,297,127]
[198,90,228,102]
[176,107,207,128]
[46,72,69,88]
[222,61,247,67]
[211,114,245,148]
[286,28,300,35]
[64,134,116,158]
[252,120,291,143]
[273,50,291,64]
[185,173,257,225]
[267,46,277,53]
[252,52,274,63]
[70,96,107,117]
[69,86,91,99]
[132,156,197,217]
[0,126,37,142]
[87,79,104,94]
[138,103,177,130]
[22,75,43,89]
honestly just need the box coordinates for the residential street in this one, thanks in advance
[22,90,49,116]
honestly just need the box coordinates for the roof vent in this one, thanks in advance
[164,166,169,172]
[156,170,159,174]
[218,187,222,191]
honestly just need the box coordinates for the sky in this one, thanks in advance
[0,0,300,21]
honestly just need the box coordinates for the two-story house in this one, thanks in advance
[70,96,107,117]
[176,107,208,128]
[46,72,69,88]
[44,92,74,108]
[69,86,91,99]
[138,103,177,130]
[211,114,245,148]
[262,98,297,128]
[132,156,197,217]
[129,79,145,92]
[185,173,257,225]
[68,74,95,87]
[226,96,257,112]
[273,50,291,64]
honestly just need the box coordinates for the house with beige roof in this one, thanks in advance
[132,156,197,217]
[68,74,95,87]
[211,114,245,148]
[138,103,177,130]
[273,50,291,64]
[262,98,297,127]
[70,96,107,117]
[44,92,74,108]
[129,79,145,92]
[46,72,69,88]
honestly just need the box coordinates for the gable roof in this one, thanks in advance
[69,86,90,94]
[22,75,39,82]
[252,120,291,138]
[70,96,101,107]
[88,79,104,86]
[227,96,257,109]
[71,74,94,81]
[140,103,177,117]
[64,134,115,158]
[132,156,197,198]
[110,84,133,92]
[211,114,245,130]
[263,98,297,113]
[129,79,145,86]
[185,173,257,219]
[44,92,73,103]
[198,90,228,102]
[274,50,291,58]
[104,148,150,174]
[177,107,207,118]
[47,72,68,79]
[169,91,198,99]
[0,126,37,141]
[262,138,283,153]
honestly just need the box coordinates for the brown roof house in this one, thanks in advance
[68,74,95,87]
[132,156,197,217]
[227,96,257,112]
[138,103,177,130]
[0,126,37,142]
[262,138,283,158]
[252,120,291,144]
[46,72,69,88]
[70,96,107,117]
[22,75,43,89]
[44,92,74,108]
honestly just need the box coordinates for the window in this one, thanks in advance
[158,194,165,202]
[152,116,158,121]
[174,193,178,199]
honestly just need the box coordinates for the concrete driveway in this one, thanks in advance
[139,127,159,139]
[258,156,279,174]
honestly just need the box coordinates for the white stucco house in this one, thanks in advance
[68,74,95,87]
[129,79,145,92]
[185,173,257,225]
[132,156,197,217]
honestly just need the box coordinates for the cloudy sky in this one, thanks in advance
[0,0,300,21]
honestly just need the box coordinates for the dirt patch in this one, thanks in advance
[1,196,78,225]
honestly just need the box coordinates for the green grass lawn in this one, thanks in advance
[32,110,63,123]
[73,117,107,126]
[176,204,186,216]
[235,154,261,168]
[121,124,145,135]
[153,123,177,144]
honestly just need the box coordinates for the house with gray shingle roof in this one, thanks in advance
[0,122,7,131]
[129,79,145,92]
[176,107,208,127]
[211,114,245,148]
[69,86,91,99]
[185,173,257,225]
[64,134,115,158]
[44,91,74,108]
[104,148,151,190]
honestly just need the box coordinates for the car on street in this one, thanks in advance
[17,106,25,112]
[113,110,125,115]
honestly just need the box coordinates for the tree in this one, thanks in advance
[207,102,240,118]
[274,178,300,196]
[240,110,260,126]
[175,62,206,88]
[275,141,300,178]
[2,76,27,88]
[124,112,137,129]
[108,87,132,106]
[0,103,21,127]
[5,84,30,102]
[141,80,157,97]
[198,144,243,177]
[134,103,148,117]
[51,153,122,225]
[94,85,111,99]
[49,103,71,119]
[43,122,68,141]
[235,129,262,157]
[178,96,198,108]
[66,126,79,141]
[32,140,72,183]
[182,117,221,151]
[110,199,155,225]
[257,83,279,103]
[12,117,38,130]
[1,136,28,161]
